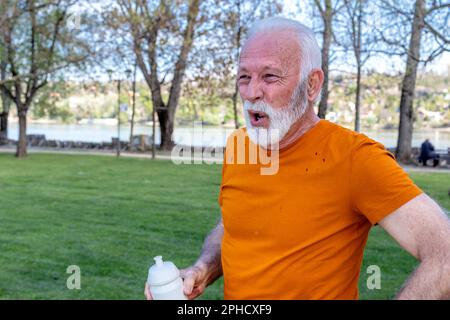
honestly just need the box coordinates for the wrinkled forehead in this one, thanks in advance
[239,30,301,71]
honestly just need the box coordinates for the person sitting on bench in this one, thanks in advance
[419,139,439,167]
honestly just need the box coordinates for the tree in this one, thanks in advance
[129,59,137,145]
[313,0,344,119]
[340,0,373,132]
[227,0,282,129]
[114,0,201,150]
[0,48,11,142]
[0,0,90,157]
[378,0,449,162]
[183,0,282,129]
[91,1,139,147]
[397,0,426,163]
[231,0,243,129]
[0,1,20,143]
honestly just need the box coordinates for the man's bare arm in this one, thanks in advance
[192,217,224,286]
[176,217,224,299]
[379,193,450,299]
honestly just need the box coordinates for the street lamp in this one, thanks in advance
[116,76,122,157]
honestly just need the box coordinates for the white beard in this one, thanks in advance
[243,79,308,149]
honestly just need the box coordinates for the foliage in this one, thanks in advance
[21,70,449,129]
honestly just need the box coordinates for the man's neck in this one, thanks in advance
[276,106,321,150]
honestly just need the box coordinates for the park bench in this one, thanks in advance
[434,148,450,166]
[418,148,450,167]
[388,147,450,168]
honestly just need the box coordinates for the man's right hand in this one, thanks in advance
[145,217,224,301]
[179,265,209,300]
[144,264,209,300]
[144,281,153,300]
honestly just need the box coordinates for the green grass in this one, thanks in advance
[0,153,448,300]
[359,171,450,299]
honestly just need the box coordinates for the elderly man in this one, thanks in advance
[145,17,450,300]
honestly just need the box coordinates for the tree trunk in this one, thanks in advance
[163,0,200,150]
[355,63,361,132]
[157,108,174,150]
[129,61,137,145]
[0,57,10,142]
[16,109,27,158]
[233,1,241,129]
[317,0,332,119]
[232,85,239,129]
[396,0,425,163]
[354,0,362,132]
[0,112,8,142]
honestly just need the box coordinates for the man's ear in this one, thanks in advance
[307,69,324,103]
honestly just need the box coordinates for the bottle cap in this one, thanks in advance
[147,256,180,286]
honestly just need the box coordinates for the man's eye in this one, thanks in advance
[238,75,250,84]
[264,74,279,81]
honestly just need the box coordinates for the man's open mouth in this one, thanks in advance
[248,110,269,127]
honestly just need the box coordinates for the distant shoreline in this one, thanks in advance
[6,117,450,131]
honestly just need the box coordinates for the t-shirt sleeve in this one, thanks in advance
[350,135,423,225]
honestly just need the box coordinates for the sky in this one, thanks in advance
[69,0,449,83]
[282,0,450,76]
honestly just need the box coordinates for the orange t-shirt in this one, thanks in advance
[218,120,422,299]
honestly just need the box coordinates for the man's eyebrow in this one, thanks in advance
[262,66,283,74]
[238,67,249,73]
[237,66,283,74]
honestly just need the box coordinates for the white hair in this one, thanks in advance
[245,17,322,104]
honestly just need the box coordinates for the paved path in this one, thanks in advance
[401,165,450,173]
[1,146,449,173]
[0,146,216,163]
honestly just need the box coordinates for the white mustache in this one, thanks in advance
[242,80,308,148]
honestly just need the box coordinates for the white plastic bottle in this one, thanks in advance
[147,255,187,300]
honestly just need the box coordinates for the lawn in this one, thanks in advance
[0,153,448,300]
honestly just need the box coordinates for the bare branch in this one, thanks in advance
[422,43,449,67]
[25,0,37,101]
[379,0,412,17]
[0,80,15,102]
[424,20,450,45]
[426,3,450,15]
[314,0,325,17]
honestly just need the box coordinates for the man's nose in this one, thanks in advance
[246,79,263,103]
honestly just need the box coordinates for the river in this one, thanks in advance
[7,122,450,149]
